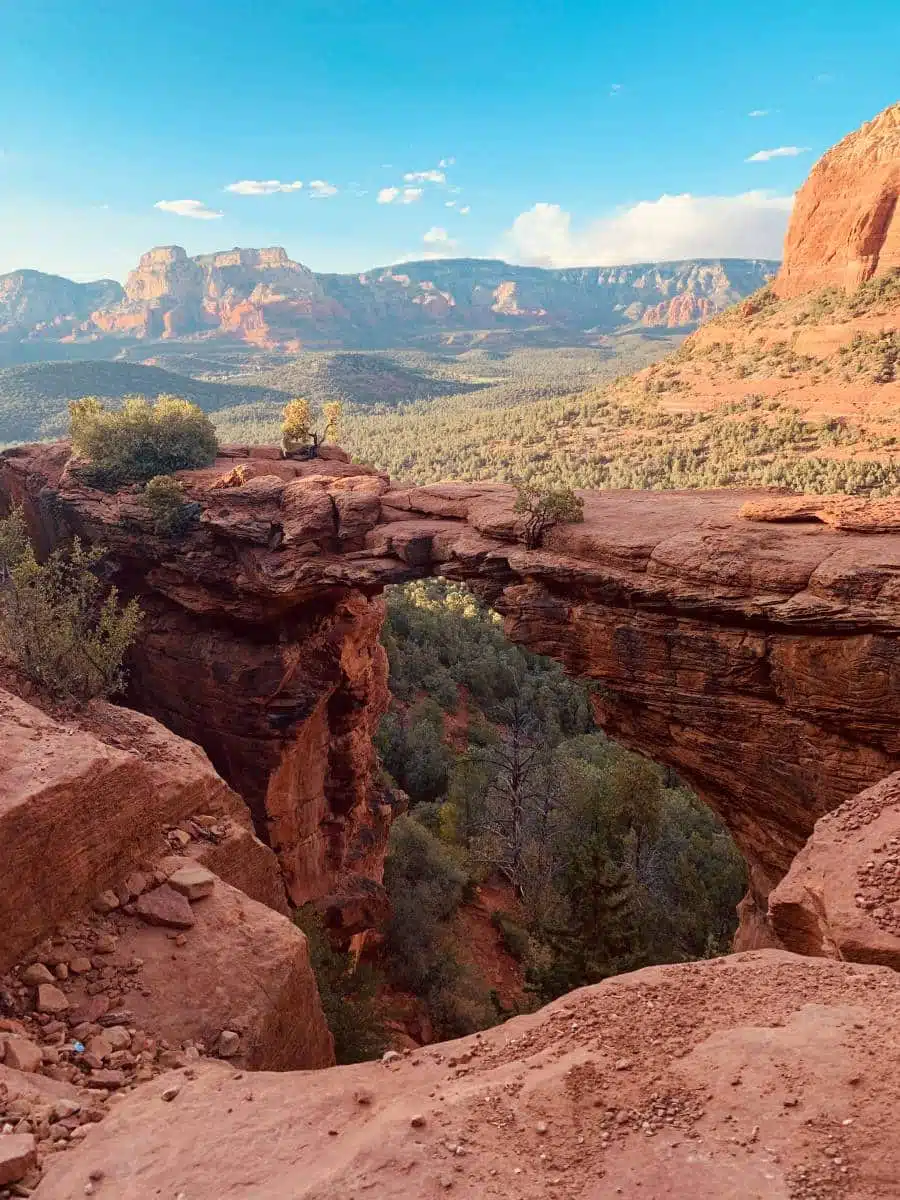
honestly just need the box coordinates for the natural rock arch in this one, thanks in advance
[2,444,898,940]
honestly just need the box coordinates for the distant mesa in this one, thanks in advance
[0,248,777,355]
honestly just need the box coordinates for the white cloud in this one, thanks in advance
[500,192,794,267]
[748,109,770,118]
[445,200,457,208]
[154,199,222,220]
[308,180,338,198]
[225,179,303,195]
[746,146,809,162]
[377,186,423,205]
[404,169,446,184]
[459,205,471,215]
[423,226,457,249]
[438,157,456,168]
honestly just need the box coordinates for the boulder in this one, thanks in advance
[2,1037,43,1074]
[167,865,216,901]
[133,886,195,930]
[0,687,287,972]
[770,772,900,967]
[104,873,333,1071]
[0,1134,36,1186]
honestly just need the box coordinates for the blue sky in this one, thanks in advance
[1,0,897,280]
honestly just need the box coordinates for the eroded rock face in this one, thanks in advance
[0,686,334,1073]
[108,870,335,1070]
[770,772,900,967]
[32,951,900,1200]
[0,686,281,972]
[2,448,898,934]
[774,102,900,299]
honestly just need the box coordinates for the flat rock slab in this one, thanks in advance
[0,1133,37,1185]
[36,984,69,1014]
[2,1036,43,1073]
[134,885,195,930]
[31,952,900,1200]
[167,865,216,902]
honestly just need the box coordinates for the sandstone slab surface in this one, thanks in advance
[33,951,900,1199]
[0,686,284,971]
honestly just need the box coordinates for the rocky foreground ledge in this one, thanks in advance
[31,951,900,1199]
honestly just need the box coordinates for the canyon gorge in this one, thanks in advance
[0,101,898,1199]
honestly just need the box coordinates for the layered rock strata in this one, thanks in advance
[2,444,897,933]
[774,102,900,299]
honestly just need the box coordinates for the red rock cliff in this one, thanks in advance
[774,102,900,299]
[2,446,898,940]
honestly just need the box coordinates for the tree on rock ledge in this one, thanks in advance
[514,481,584,549]
[281,397,344,459]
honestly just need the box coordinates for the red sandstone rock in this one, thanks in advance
[167,865,215,901]
[2,446,898,941]
[774,102,900,299]
[0,686,285,971]
[740,493,900,532]
[2,1036,43,1073]
[0,1134,36,1186]
[108,872,333,1069]
[770,772,900,967]
[133,885,195,930]
[32,952,900,1200]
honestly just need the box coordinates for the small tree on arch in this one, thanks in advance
[280,398,344,458]
[513,481,584,549]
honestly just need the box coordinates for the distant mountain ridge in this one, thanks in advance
[0,248,776,355]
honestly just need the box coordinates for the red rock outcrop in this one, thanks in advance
[80,868,334,1070]
[87,245,346,348]
[2,445,898,939]
[33,950,900,1199]
[0,684,335,1077]
[774,102,900,299]
[0,685,282,972]
[0,445,397,917]
[770,771,900,968]
[639,293,715,327]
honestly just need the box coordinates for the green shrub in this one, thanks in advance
[69,394,218,487]
[141,474,200,537]
[490,910,530,961]
[293,905,388,1064]
[0,507,142,701]
[383,814,493,1036]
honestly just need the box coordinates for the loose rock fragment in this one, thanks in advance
[134,885,195,930]
[168,865,216,902]
[0,1134,37,1186]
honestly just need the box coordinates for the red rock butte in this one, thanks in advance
[774,101,900,299]
[2,442,898,944]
